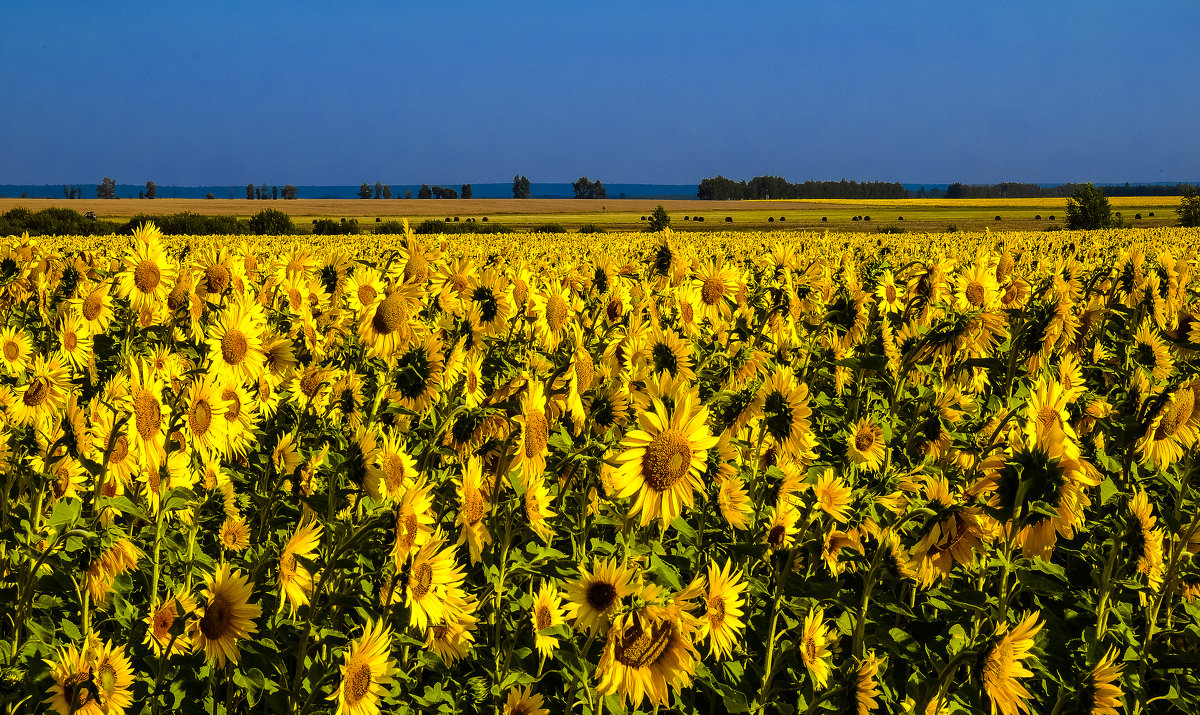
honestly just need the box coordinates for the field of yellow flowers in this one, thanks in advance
[1,222,1198,714]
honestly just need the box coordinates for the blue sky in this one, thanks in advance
[3,1,1198,185]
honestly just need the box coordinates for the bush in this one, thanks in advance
[119,212,248,235]
[578,223,607,234]
[724,216,732,222]
[946,224,959,232]
[533,223,567,233]
[411,219,512,235]
[995,215,1002,221]
[249,208,296,235]
[683,215,690,221]
[876,225,906,234]
[1177,186,1200,227]
[0,206,121,236]
[205,193,215,200]
[1135,213,1142,220]
[822,217,827,222]
[375,221,407,234]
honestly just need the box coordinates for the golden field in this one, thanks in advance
[0,224,1198,714]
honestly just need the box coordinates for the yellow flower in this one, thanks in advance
[847,417,885,471]
[595,610,697,709]
[329,619,397,715]
[530,581,566,659]
[502,686,549,715]
[1080,647,1123,715]
[404,529,469,632]
[454,458,492,565]
[205,298,267,383]
[564,557,637,635]
[799,607,833,689]
[0,326,33,375]
[814,469,853,523]
[116,222,174,312]
[190,563,262,668]
[697,559,746,660]
[145,593,197,657]
[982,612,1043,715]
[44,640,134,715]
[279,518,323,615]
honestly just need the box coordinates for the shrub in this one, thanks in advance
[779,216,786,221]
[822,217,827,222]
[876,225,906,234]
[1177,186,1200,227]
[1135,213,1142,220]
[724,216,732,222]
[946,224,959,232]
[205,193,215,200]
[1035,215,1041,220]
[1065,183,1113,230]
[683,215,690,221]
[533,223,567,233]
[249,209,296,235]
[375,221,407,234]
[119,212,248,235]
[578,223,607,234]
[1049,215,1055,220]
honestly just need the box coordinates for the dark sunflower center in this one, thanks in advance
[585,581,618,612]
[2,340,18,361]
[804,636,818,664]
[642,428,692,491]
[344,661,371,704]
[536,605,553,631]
[205,264,230,294]
[199,596,231,640]
[410,562,433,599]
[134,260,161,292]
[701,276,724,305]
[357,283,377,306]
[886,284,897,303]
[372,293,406,335]
[382,455,406,491]
[651,342,678,376]
[965,281,985,306]
[575,357,594,393]
[23,379,49,407]
[462,488,485,525]
[546,295,568,332]
[63,331,78,352]
[707,595,726,625]
[768,524,787,548]
[854,430,875,453]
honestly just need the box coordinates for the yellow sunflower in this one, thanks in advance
[748,366,815,460]
[454,458,492,565]
[611,392,718,528]
[404,529,469,632]
[189,563,262,668]
[386,333,445,414]
[205,298,267,383]
[799,607,833,688]
[123,359,167,472]
[116,223,175,312]
[691,256,740,325]
[329,618,397,715]
[564,557,637,634]
[181,373,228,459]
[595,610,697,709]
[853,652,883,714]
[523,474,557,542]
[1079,647,1123,715]
[697,559,746,660]
[391,479,435,563]
[814,469,853,523]
[874,270,905,314]
[358,282,422,361]
[513,379,551,481]
[11,354,70,430]
[367,430,418,503]
[345,265,385,316]
[0,326,33,375]
[847,417,886,471]
[219,515,250,553]
[716,474,752,530]
[955,260,1000,312]
[1137,386,1197,469]
[981,612,1042,715]
[71,280,116,335]
[1132,320,1173,383]
[502,687,549,715]
[279,518,323,615]
[44,640,134,715]
[530,581,566,659]
[145,593,197,657]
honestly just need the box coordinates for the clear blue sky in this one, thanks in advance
[3,1,1198,186]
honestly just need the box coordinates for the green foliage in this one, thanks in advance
[1177,185,1200,227]
[411,218,512,234]
[248,208,296,235]
[1065,182,1114,230]
[0,206,120,236]
[646,204,671,232]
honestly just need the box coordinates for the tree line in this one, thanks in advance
[697,175,908,200]
[942,182,1199,199]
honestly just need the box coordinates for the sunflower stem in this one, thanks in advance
[756,546,797,713]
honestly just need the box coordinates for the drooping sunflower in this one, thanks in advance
[799,607,833,688]
[329,618,397,715]
[145,593,197,657]
[502,687,549,715]
[116,223,175,312]
[1128,489,1164,589]
[697,559,746,660]
[853,652,883,714]
[424,593,481,665]
[981,612,1042,715]
[366,430,417,503]
[359,282,422,361]
[595,609,698,709]
[765,501,801,551]
[217,377,259,459]
[189,563,262,668]
[748,366,815,460]
[814,469,853,523]
[454,458,493,565]
[279,518,323,615]
[611,392,718,528]
[1077,647,1123,715]
[386,333,445,414]
[716,472,752,530]
[846,417,886,471]
[564,557,638,634]
[205,298,267,383]
[513,379,551,481]
[530,581,566,659]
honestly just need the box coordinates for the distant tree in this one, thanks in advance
[512,175,531,199]
[260,184,269,200]
[572,177,606,199]
[646,204,671,231]
[1065,183,1113,230]
[418,184,432,200]
[1177,185,1200,227]
[282,184,298,200]
[249,208,295,235]
[431,186,458,199]
[382,185,392,199]
[145,181,157,199]
[405,189,413,199]
[63,186,70,199]
[97,177,117,199]
[359,183,372,199]
[246,183,255,200]
[461,184,472,199]
[272,186,278,200]
[205,193,215,200]
[374,181,383,199]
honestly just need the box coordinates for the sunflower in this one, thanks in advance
[530,581,566,659]
[71,280,116,335]
[219,515,250,552]
[981,612,1042,715]
[392,479,435,563]
[748,366,815,460]
[116,223,175,312]
[955,260,1000,312]
[330,618,397,715]
[44,640,134,715]
[217,377,259,459]
[145,593,197,657]
[799,607,833,688]
[123,359,167,472]
[874,270,905,314]
[697,559,746,660]
[366,430,417,503]
[523,474,557,542]
[1078,647,1123,715]
[404,529,469,632]
[89,409,138,486]
[611,392,718,528]
[469,266,513,336]
[854,652,883,714]
[814,469,853,523]
[42,453,87,504]
[1128,489,1164,589]
[425,595,481,665]
[1132,320,1173,383]
[345,265,385,316]
[502,686,549,715]
[181,373,228,459]
[11,354,70,430]
[278,518,322,615]
[513,379,551,481]
[189,563,262,668]
[530,278,578,351]
[716,474,752,530]
[453,459,493,565]
[564,557,637,634]
[595,610,697,709]
[1137,387,1197,469]
[328,370,366,428]
[847,418,886,471]
[0,326,33,375]
[358,282,422,361]
[386,333,445,414]
[765,501,801,551]
[205,298,267,383]
[690,256,739,325]
[645,326,695,383]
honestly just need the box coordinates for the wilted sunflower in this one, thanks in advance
[846,417,886,471]
[765,501,801,551]
[799,607,833,688]
[1128,489,1164,589]
[1077,647,1123,715]
[530,581,566,659]
[595,610,697,709]
[981,612,1042,715]
[697,559,746,660]
[611,392,718,528]
[190,563,262,668]
[329,619,397,715]
[564,557,637,634]
[279,518,323,615]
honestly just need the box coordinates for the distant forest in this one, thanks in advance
[697,175,907,200]
[698,176,1198,200]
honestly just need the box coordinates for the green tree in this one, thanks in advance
[512,175,530,199]
[1177,185,1200,227]
[374,181,383,199]
[145,181,157,199]
[1065,183,1112,230]
[646,204,671,231]
[97,177,117,199]
[358,183,372,199]
[249,208,295,235]
[461,184,472,199]
[246,183,254,200]
[418,184,432,199]
[282,184,298,200]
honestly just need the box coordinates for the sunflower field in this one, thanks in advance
[1,221,1199,715]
